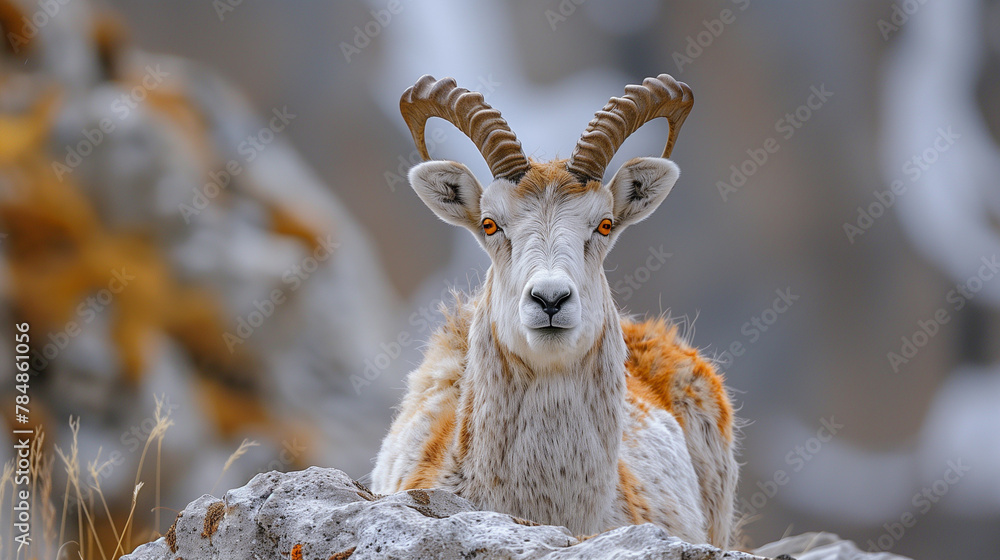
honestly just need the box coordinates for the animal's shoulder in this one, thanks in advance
[402,291,476,398]
[380,292,475,490]
[621,317,734,441]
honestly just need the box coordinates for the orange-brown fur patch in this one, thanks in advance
[401,403,456,489]
[395,296,472,470]
[617,461,650,524]
[622,318,734,442]
[625,375,659,421]
[438,293,473,357]
[515,160,601,198]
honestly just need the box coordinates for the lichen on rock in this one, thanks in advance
[122,467,911,560]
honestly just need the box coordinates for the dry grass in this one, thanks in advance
[211,438,259,495]
[0,394,258,560]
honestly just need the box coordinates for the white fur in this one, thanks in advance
[374,157,737,547]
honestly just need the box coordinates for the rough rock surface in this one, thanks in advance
[123,467,765,560]
[123,467,913,560]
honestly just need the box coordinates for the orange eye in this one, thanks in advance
[482,218,498,236]
[597,218,613,236]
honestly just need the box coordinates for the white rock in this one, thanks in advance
[124,467,910,560]
[123,467,768,560]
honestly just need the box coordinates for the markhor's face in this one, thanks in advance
[408,155,681,366]
[477,174,616,366]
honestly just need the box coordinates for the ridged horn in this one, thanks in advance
[400,75,529,183]
[567,74,693,183]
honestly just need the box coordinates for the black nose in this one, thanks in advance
[531,289,571,318]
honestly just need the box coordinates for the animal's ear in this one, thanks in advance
[408,161,484,231]
[606,157,680,229]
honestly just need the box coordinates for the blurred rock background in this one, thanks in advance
[0,0,998,558]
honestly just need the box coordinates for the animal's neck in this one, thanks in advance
[453,278,627,533]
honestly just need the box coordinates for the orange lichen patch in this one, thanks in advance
[617,460,650,524]
[290,543,304,560]
[165,289,238,367]
[0,177,98,265]
[515,160,601,198]
[196,376,272,438]
[353,480,377,501]
[407,489,431,505]
[143,89,217,166]
[91,12,128,78]
[0,0,32,54]
[329,547,356,560]
[267,202,328,252]
[2,177,156,340]
[0,92,60,162]
[201,501,226,541]
[400,403,456,490]
[1,92,270,441]
[166,515,179,553]
[622,317,734,442]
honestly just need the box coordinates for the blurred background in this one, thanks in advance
[1,0,998,557]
